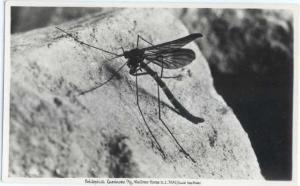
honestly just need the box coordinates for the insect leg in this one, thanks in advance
[156,80,196,163]
[158,57,180,78]
[137,35,155,47]
[116,47,125,54]
[129,67,149,76]
[159,56,164,78]
[135,75,166,159]
[132,72,149,76]
[145,59,178,79]
[136,36,140,48]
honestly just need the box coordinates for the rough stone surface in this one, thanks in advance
[9,9,262,178]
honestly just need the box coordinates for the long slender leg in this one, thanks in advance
[156,81,196,163]
[137,35,140,48]
[157,54,196,162]
[132,72,148,76]
[156,53,196,163]
[137,35,154,47]
[142,61,178,79]
[159,56,164,78]
[136,75,166,158]
[136,36,196,161]
[129,67,149,77]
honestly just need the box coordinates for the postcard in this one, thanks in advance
[2,1,298,185]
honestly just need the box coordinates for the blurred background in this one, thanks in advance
[11,7,293,180]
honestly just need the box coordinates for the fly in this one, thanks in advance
[56,27,204,163]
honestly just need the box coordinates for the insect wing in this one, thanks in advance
[145,48,196,69]
[143,33,202,51]
[142,33,201,69]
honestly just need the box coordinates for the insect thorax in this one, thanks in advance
[125,48,145,74]
[124,48,144,59]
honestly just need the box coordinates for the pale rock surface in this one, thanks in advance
[9,9,262,178]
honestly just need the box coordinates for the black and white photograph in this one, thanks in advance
[3,1,296,183]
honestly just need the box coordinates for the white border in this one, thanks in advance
[2,1,298,185]
[293,3,299,185]
[2,0,300,9]
[2,0,10,182]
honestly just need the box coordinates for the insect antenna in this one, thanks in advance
[55,27,123,57]
[78,61,128,96]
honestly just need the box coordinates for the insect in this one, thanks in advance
[56,27,204,162]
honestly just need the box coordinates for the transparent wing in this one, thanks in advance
[142,33,202,51]
[145,48,196,69]
[142,33,201,69]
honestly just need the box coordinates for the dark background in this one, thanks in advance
[11,7,293,180]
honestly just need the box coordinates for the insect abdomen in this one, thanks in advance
[140,62,204,124]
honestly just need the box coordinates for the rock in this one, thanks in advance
[178,9,293,179]
[9,8,262,178]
